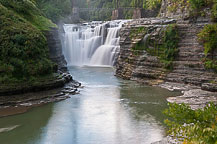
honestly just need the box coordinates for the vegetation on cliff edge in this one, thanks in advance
[198,24,217,72]
[168,0,217,21]
[0,0,56,84]
[76,0,162,21]
[164,102,217,144]
[131,24,179,70]
[36,0,72,23]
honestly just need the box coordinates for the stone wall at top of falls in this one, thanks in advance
[115,18,217,92]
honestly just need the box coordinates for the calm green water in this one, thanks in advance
[0,67,180,144]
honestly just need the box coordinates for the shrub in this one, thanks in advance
[131,24,179,70]
[0,0,56,30]
[189,0,206,9]
[156,24,179,69]
[198,24,217,71]
[211,3,217,21]
[204,59,217,72]
[167,0,190,13]
[146,0,162,9]
[0,4,55,83]
[36,0,72,23]
[161,24,179,61]
[164,102,217,144]
[168,0,217,21]
[148,24,179,69]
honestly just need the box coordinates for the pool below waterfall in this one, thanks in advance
[0,66,181,144]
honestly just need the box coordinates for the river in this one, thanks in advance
[0,20,181,144]
[0,66,180,144]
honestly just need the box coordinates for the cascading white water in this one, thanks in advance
[62,20,125,67]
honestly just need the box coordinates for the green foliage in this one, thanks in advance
[146,0,162,9]
[144,24,179,69]
[161,24,179,59]
[158,24,179,69]
[167,0,208,12]
[0,4,54,84]
[77,0,162,21]
[36,0,72,23]
[168,0,217,21]
[130,24,179,70]
[189,0,217,21]
[189,0,206,9]
[133,42,147,51]
[198,24,217,71]
[164,102,217,144]
[130,0,161,9]
[0,0,56,30]
[130,27,147,40]
[204,59,217,72]
[167,0,190,13]
[211,2,217,21]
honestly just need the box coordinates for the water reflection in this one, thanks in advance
[0,67,180,144]
[0,104,53,144]
[119,83,180,123]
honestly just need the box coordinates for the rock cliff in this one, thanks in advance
[115,18,217,91]
[45,28,67,72]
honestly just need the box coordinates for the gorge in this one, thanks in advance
[0,0,217,143]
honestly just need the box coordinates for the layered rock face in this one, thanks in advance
[165,24,216,85]
[116,18,173,81]
[45,28,67,71]
[115,18,217,91]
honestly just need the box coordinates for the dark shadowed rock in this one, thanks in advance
[202,83,217,92]
[45,27,67,72]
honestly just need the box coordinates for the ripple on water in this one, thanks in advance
[0,125,20,133]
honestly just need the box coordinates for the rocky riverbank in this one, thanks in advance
[116,18,217,90]
[115,18,217,109]
[0,73,72,96]
[159,82,217,110]
[0,26,82,117]
[115,6,217,142]
[0,75,81,117]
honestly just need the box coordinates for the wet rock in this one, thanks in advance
[61,87,78,94]
[45,27,67,71]
[0,80,81,110]
[201,83,217,92]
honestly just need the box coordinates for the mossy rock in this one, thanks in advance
[131,24,179,70]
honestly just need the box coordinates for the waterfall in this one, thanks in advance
[62,20,125,67]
